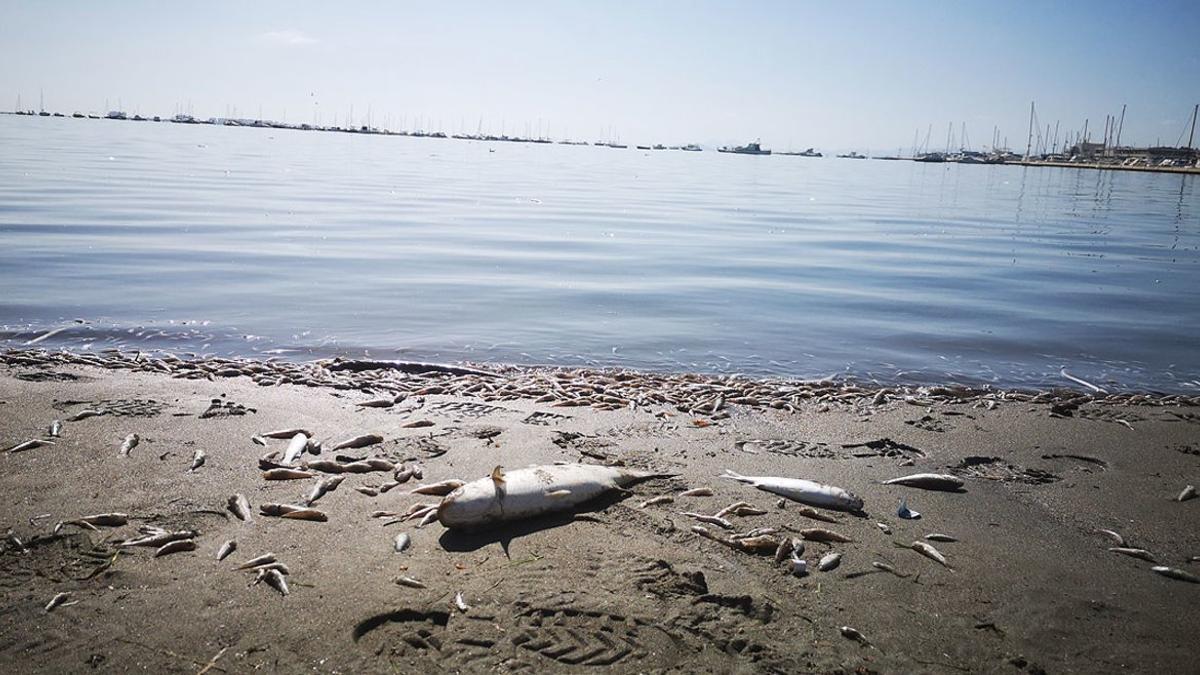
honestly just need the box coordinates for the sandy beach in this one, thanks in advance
[1,350,1198,674]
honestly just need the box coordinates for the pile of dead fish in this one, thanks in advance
[4,348,1194,418]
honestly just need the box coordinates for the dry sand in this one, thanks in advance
[1,354,1198,674]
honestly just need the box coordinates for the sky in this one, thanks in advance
[2,0,1199,151]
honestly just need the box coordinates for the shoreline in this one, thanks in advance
[1,348,1198,672]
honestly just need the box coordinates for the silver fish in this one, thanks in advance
[154,539,197,557]
[899,540,951,568]
[818,552,843,572]
[1179,485,1197,502]
[799,528,853,543]
[331,434,384,451]
[45,592,73,612]
[872,561,909,578]
[789,556,808,576]
[119,530,197,547]
[393,532,411,553]
[1109,547,1157,562]
[678,488,714,497]
[882,473,964,491]
[411,480,466,496]
[394,576,427,589]
[237,553,276,570]
[774,537,794,564]
[454,592,469,612]
[1151,566,1200,583]
[283,433,308,465]
[416,510,439,528]
[6,439,51,453]
[722,471,863,512]
[228,494,253,522]
[925,533,957,542]
[189,449,206,472]
[257,568,289,596]
[305,475,345,506]
[682,512,734,529]
[119,434,139,457]
[216,540,237,561]
[1098,529,1126,547]
[305,459,345,473]
[263,468,315,480]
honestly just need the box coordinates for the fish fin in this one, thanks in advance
[546,489,571,498]
[490,466,506,485]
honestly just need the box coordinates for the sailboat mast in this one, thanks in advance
[1025,101,1034,160]
[1115,104,1126,148]
[1188,103,1198,150]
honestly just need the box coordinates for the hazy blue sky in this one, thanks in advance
[2,1,1198,150]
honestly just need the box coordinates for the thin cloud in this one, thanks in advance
[259,29,317,46]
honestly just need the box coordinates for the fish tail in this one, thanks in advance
[720,470,751,483]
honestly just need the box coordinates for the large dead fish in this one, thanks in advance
[881,473,964,492]
[331,434,383,451]
[283,433,308,465]
[721,470,863,512]
[437,463,671,530]
[227,494,253,522]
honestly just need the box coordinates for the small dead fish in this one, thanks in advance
[395,576,427,589]
[247,561,290,575]
[119,434,140,457]
[393,467,414,483]
[1098,529,1126,547]
[678,488,714,497]
[228,494,253,522]
[251,435,268,447]
[304,459,345,473]
[331,433,384,451]
[283,433,308,465]
[774,537,794,564]
[280,508,328,522]
[789,556,808,576]
[454,592,469,612]
[189,449,206,472]
[1151,566,1200,583]
[799,528,853,543]
[415,510,439,528]
[6,439,51,453]
[119,530,197,547]
[378,480,402,493]
[1109,547,1157,562]
[734,535,781,554]
[77,513,128,527]
[262,428,313,439]
[237,553,276,570]
[355,486,379,497]
[259,568,289,596]
[216,540,237,561]
[154,539,197,557]
[925,533,957,542]
[1179,485,1197,502]
[365,458,395,471]
[393,532,411,553]
[897,497,921,520]
[357,398,395,408]
[795,506,838,524]
[68,409,102,421]
[714,501,752,518]
[49,420,62,437]
[305,475,346,506]
[371,510,398,518]
[45,592,73,612]
[402,419,434,428]
[872,561,909,578]
[877,523,892,534]
[263,468,315,480]
[259,503,304,516]
[839,626,872,648]
[882,473,964,491]
[342,460,386,474]
[682,512,734,529]
[898,540,951,569]
[411,480,466,496]
[640,495,674,508]
[818,552,843,572]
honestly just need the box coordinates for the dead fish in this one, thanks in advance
[789,555,808,576]
[355,486,379,497]
[251,435,268,447]
[877,523,892,534]
[1179,485,1197,502]
[305,475,345,506]
[358,398,395,408]
[342,460,387,474]
[682,512,734,529]
[189,449,206,472]
[839,626,873,648]
[154,539,197,557]
[45,592,73,612]
[228,494,253,522]
[640,495,674,508]
[259,503,304,516]
[395,576,427,589]
[818,552,843,572]
[402,419,434,428]
[722,471,863,512]
[898,540,952,569]
[237,553,276,570]
[1109,547,1157,562]
[77,513,128,527]
[1098,529,1126,547]
[365,458,395,471]
[882,473,964,492]
[371,510,398,518]
[774,538,795,564]
[258,568,289,596]
[897,497,921,520]
[872,561,909,578]
[799,528,853,543]
[393,532,411,553]
[437,463,673,530]
[68,409,102,422]
[734,535,781,554]
[378,480,402,493]
[262,428,313,439]
[331,433,384,451]
[714,501,752,518]
[415,510,439,528]
[411,480,466,496]
[263,468,315,480]
[6,439,51,453]
[216,540,237,561]
[305,459,346,473]
[49,420,62,437]
[393,467,414,483]
[454,592,469,612]
[678,488,714,497]
[119,530,197,547]
[119,434,140,457]
[795,506,838,524]
[1151,566,1200,583]
[925,533,958,542]
[280,508,328,522]
[246,562,290,575]
[283,433,308,465]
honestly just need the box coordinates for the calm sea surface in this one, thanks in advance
[1,115,1198,391]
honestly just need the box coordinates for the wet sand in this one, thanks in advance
[1,352,1198,674]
